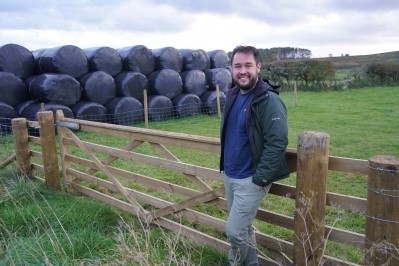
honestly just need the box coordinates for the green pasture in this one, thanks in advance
[0,86,398,265]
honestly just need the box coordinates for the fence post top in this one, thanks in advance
[11,117,27,123]
[369,155,399,167]
[298,131,330,138]
[38,110,53,114]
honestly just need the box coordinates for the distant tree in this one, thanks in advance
[261,59,334,90]
[366,62,399,83]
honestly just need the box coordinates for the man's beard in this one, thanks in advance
[236,76,258,91]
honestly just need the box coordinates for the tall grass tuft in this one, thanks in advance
[0,172,228,265]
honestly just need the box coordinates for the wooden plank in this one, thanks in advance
[66,155,204,198]
[322,255,361,266]
[150,142,180,161]
[27,120,39,128]
[0,152,16,168]
[183,173,212,192]
[325,226,365,249]
[63,138,223,181]
[31,163,44,172]
[30,150,42,159]
[28,136,40,143]
[270,183,296,199]
[150,142,212,192]
[150,187,225,220]
[329,156,368,175]
[86,139,143,175]
[326,192,366,213]
[256,209,294,229]
[72,181,146,218]
[257,231,293,254]
[285,148,368,175]
[270,183,366,213]
[286,148,297,173]
[59,116,221,153]
[257,208,365,249]
[264,250,293,266]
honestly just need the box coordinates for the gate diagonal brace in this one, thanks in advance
[147,186,225,222]
[62,126,149,219]
[86,139,144,176]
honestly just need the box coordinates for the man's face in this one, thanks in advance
[232,52,261,91]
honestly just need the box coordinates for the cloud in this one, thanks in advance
[0,0,398,57]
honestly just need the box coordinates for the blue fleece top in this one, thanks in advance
[223,90,254,179]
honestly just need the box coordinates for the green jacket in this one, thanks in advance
[220,79,290,186]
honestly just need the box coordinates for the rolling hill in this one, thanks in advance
[314,50,399,70]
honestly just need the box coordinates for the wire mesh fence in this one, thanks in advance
[0,101,226,137]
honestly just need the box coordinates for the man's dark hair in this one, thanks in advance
[231,45,261,65]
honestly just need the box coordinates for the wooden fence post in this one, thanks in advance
[143,89,149,128]
[11,117,32,178]
[293,131,330,265]
[365,155,399,265]
[38,111,61,190]
[215,84,221,119]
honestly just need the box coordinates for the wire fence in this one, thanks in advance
[0,101,225,137]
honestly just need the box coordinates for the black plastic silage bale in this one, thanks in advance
[152,47,183,72]
[180,70,208,96]
[32,48,48,75]
[118,45,155,76]
[199,49,211,69]
[179,49,210,71]
[146,95,173,121]
[79,71,116,106]
[21,102,74,121]
[83,46,123,77]
[115,71,148,101]
[200,90,226,115]
[37,45,88,78]
[106,96,143,125]
[172,93,201,118]
[0,43,35,79]
[0,72,30,107]
[28,73,82,107]
[148,69,182,99]
[15,99,37,116]
[71,101,108,122]
[0,101,18,126]
[205,68,233,93]
[207,50,230,69]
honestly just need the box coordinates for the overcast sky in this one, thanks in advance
[1,0,398,58]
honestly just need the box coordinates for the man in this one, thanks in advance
[220,45,289,265]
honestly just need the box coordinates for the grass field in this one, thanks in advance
[0,86,398,265]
